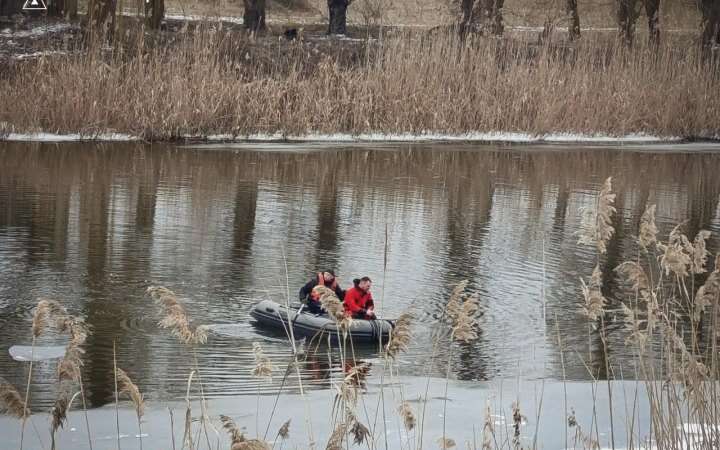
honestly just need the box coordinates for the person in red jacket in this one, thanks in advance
[344,277,376,320]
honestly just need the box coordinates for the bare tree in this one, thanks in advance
[698,0,720,49]
[645,0,659,45]
[459,0,504,36]
[87,0,116,39]
[616,0,661,46]
[616,0,641,45]
[244,0,266,32]
[328,0,352,35]
[567,0,580,41]
[146,0,165,29]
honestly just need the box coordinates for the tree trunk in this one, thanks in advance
[87,0,116,41]
[616,0,639,46]
[243,0,266,32]
[49,0,65,16]
[459,0,474,33]
[145,0,164,29]
[0,0,23,16]
[699,0,720,49]
[566,0,580,41]
[644,0,659,45]
[491,0,504,35]
[65,0,77,19]
[328,0,349,35]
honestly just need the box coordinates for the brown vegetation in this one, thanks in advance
[0,26,718,140]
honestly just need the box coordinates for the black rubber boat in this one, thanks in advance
[250,300,394,344]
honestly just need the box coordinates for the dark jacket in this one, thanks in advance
[299,274,345,302]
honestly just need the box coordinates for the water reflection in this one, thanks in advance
[0,142,719,408]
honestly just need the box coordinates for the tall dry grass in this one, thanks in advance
[0,27,718,140]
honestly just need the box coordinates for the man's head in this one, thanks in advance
[358,276,372,292]
[323,270,336,283]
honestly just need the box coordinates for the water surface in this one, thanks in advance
[1,141,719,409]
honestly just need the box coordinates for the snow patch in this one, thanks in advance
[3,132,139,142]
[163,13,244,25]
[0,130,703,145]
[0,23,73,38]
[205,131,683,144]
[13,50,68,60]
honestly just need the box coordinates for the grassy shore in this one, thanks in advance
[0,24,718,141]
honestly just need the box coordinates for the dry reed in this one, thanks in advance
[147,286,208,345]
[251,342,273,378]
[1,29,719,140]
[312,286,348,324]
[638,204,658,250]
[385,312,413,359]
[577,177,616,255]
[325,422,348,450]
[116,368,145,418]
[398,401,416,431]
[220,414,245,445]
[437,437,456,449]
[0,378,29,418]
[277,419,290,439]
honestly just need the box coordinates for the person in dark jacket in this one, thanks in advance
[299,270,345,314]
[344,277,375,320]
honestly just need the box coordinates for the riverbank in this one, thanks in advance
[1,20,718,142]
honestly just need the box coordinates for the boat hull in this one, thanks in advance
[250,300,394,344]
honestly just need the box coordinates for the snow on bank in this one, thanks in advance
[0,23,74,38]
[0,130,708,144]
[203,131,686,144]
[2,132,139,142]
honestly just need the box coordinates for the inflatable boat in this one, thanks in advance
[250,300,394,344]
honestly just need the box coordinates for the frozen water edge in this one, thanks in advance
[3,130,720,145]
[3,132,139,142]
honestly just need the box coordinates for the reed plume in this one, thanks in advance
[51,389,71,438]
[344,362,370,388]
[277,419,290,439]
[657,223,692,277]
[446,280,469,323]
[312,286,348,323]
[220,418,270,450]
[437,437,456,449]
[511,401,523,448]
[481,403,493,450]
[694,255,720,321]
[32,299,69,337]
[577,177,616,255]
[385,312,413,359]
[580,265,607,322]
[147,286,208,345]
[350,419,370,445]
[232,441,271,450]
[0,378,29,418]
[398,401,415,431]
[220,414,245,445]
[57,317,89,382]
[445,281,480,342]
[451,293,480,343]
[116,368,145,418]
[326,422,348,450]
[691,230,711,274]
[638,204,658,250]
[251,342,273,378]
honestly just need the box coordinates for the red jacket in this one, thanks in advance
[344,287,374,317]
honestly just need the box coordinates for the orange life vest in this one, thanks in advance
[310,272,338,301]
